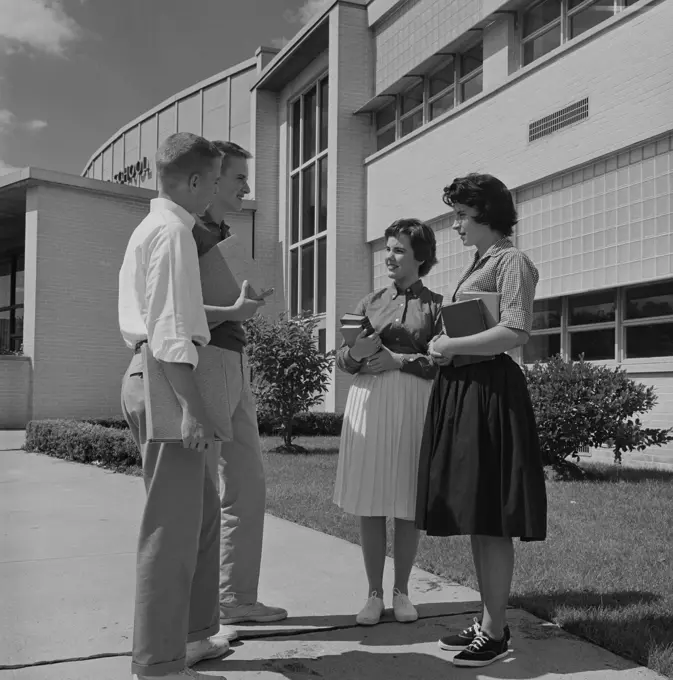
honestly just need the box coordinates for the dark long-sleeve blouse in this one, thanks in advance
[335,280,443,381]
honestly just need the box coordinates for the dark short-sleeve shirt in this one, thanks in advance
[335,280,444,380]
[453,238,539,336]
[193,211,246,353]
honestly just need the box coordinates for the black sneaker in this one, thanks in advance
[452,630,510,667]
[438,618,511,651]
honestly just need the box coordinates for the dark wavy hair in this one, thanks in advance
[384,218,438,278]
[442,173,518,237]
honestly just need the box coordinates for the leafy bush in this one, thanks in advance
[25,419,140,470]
[257,410,343,437]
[82,416,129,430]
[245,313,335,451]
[524,354,673,470]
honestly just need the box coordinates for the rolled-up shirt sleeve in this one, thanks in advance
[496,250,539,336]
[145,225,203,368]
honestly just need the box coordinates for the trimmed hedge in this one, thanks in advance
[25,419,140,470]
[77,412,343,437]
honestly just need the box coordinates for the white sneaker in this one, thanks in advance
[134,668,226,679]
[219,601,288,625]
[185,633,230,667]
[392,588,418,623]
[356,591,385,626]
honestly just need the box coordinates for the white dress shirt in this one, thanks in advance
[119,197,210,368]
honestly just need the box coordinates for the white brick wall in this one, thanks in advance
[367,0,673,239]
[327,2,376,412]
[24,184,150,420]
[0,357,31,428]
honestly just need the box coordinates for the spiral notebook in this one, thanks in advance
[142,344,233,444]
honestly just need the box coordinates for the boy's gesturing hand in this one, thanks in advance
[233,280,266,320]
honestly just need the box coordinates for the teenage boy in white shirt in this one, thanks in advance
[119,132,230,680]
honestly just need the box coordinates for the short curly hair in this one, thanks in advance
[384,218,438,278]
[442,173,518,237]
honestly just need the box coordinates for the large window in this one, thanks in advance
[521,0,636,67]
[375,42,483,152]
[0,254,24,353]
[289,76,328,318]
[524,280,673,364]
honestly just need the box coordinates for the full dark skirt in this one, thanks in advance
[415,354,548,540]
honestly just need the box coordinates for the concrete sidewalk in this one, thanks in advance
[0,444,664,679]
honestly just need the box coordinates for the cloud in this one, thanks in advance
[0,0,82,56]
[0,158,19,176]
[24,119,48,131]
[284,0,332,25]
[0,109,48,133]
[270,36,291,49]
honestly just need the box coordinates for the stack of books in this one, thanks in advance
[440,292,500,367]
[340,313,374,347]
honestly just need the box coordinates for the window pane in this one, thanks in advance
[301,242,315,314]
[429,58,455,97]
[319,77,329,152]
[570,329,615,360]
[377,127,396,151]
[461,43,483,76]
[570,0,616,39]
[11,306,23,351]
[318,328,326,354]
[626,323,673,359]
[317,237,327,314]
[14,268,24,306]
[302,165,316,239]
[523,25,561,65]
[523,333,560,363]
[523,0,561,37]
[461,71,483,102]
[290,249,298,317]
[303,86,317,163]
[291,174,300,244]
[569,290,616,325]
[0,309,10,352]
[532,298,562,330]
[318,156,327,233]
[626,281,673,319]
[0,259,11,307]
[401,110,423,138]
[375,102,396,130]
[400,82,423,115]
[430,91,455,119]
[291,100,301,170]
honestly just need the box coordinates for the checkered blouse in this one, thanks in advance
[453,238,539,336]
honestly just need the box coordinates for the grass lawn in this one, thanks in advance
[261,436,673,678]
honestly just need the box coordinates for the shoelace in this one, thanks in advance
[462,617,481,637]
[464,631,490,652]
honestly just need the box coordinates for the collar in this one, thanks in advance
[150,197,195,229]
[390,279,424,300]
[475,237,513,263]
[198,209,228,231]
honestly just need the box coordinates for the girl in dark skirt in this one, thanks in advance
[415,173,548,669]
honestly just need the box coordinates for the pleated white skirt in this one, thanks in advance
[333,369,433,520]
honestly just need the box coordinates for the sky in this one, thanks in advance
[0,0,331,176]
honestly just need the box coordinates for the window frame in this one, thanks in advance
[520,0,637,68]
[525,281,673,366]
[0,252,24,353]
[373,40,484,151]
[288,74,329,319]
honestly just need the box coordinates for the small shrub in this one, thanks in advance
[25,419,140,470]
[524,354,673,471]
[245,313,335,451]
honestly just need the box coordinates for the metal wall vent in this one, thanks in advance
[529,98,589,143]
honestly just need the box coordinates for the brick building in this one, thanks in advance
[2,0,672,465]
